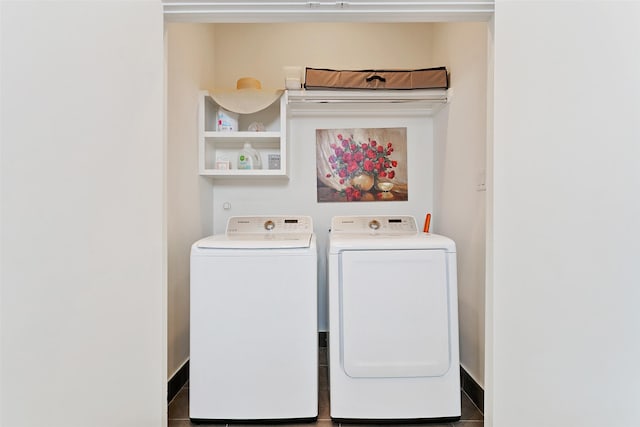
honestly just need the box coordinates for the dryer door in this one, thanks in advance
[339,249,450,378]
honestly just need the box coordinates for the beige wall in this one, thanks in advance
[166,23,215,378]
[432,22,488,388]
[211,23,436,89]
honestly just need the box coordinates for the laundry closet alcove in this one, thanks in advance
[165,20,489,411]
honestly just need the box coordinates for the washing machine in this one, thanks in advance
[189,216,317,422]
[327,215,460,421]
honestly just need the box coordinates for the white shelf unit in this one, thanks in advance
[198,90,287,177]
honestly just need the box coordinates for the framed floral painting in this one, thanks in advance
[316,127,408,202]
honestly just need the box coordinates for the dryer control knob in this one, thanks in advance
[368,220,381,230]
[264,220,275,231]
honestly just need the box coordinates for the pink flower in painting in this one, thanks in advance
[347,161,359,173]
[363,159,374,172]
[345,187,362,201]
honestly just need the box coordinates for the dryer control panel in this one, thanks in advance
[331,216,418,234]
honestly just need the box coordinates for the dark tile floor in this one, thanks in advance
[169,348,483,427]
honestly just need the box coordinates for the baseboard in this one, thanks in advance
[460,366,484,414]
[168,360,189,403]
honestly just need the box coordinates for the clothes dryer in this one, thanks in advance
[190,216,317,422]
[327,215,460,421]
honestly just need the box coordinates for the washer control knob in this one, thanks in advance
[264,220,275,231]
[368,220,381,230]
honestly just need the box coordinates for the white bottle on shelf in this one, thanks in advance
[237,142,262,170]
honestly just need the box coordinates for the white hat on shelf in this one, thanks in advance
[210,77,283,114]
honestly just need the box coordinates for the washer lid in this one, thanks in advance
[197,215,314,249]
[196,233,312,249]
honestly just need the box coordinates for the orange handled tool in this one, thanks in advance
[423,213,431,233]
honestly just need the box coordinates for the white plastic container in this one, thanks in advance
[216,107,239,132]
[237,142,262,170]
[283,65,303,89]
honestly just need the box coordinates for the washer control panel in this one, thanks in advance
[331,216,418,234]
[226,216,313,234]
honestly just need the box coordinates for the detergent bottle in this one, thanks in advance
[237,142,262,170]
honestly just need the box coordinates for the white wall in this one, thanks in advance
[489,2,640,426]
[166,24,215,379]
[0,2,166,426]
[432,23,488,387]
